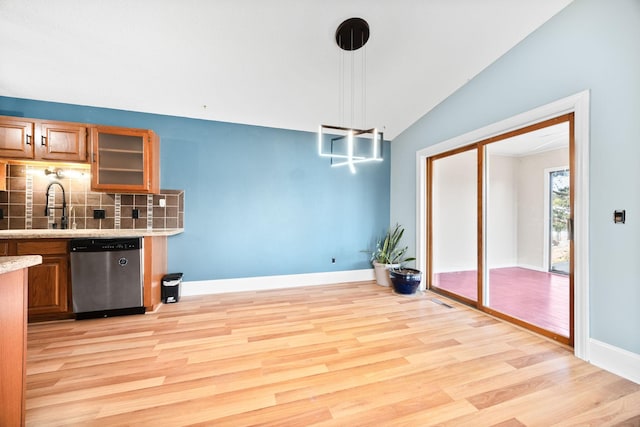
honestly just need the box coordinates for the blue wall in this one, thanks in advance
[391,0,640,355]
[0,97,391,280]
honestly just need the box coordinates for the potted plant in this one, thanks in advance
[389,267,422,295]
[371,223,415,287]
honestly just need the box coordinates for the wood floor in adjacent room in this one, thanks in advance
[26,282,640,426]
[434,267,570,336]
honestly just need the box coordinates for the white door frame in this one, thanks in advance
[415,90,590,360]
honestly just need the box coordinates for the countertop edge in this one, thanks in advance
[0,255,43,275]
[0,228,184,239]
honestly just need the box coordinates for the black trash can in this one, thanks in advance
[161,273,183,303]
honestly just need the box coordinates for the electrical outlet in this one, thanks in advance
[159,198,166,207]
[93,209,106,219]
[132,208,139,219]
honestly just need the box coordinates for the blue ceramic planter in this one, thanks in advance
[389,268,422,295]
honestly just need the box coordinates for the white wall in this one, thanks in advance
[432,149,477,272]
[486,154,518,268]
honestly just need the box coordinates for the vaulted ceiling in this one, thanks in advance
[0,0,573,139]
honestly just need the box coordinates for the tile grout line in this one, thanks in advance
[25,165,33,230]
[146,194,153,230]
[114,194,121,229]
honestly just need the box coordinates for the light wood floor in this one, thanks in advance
[26,282,640,426]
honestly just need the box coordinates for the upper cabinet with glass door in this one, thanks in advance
[90,126,159,194]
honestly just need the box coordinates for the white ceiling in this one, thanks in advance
[0,0,573,140]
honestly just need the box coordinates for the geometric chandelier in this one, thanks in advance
[318,17,383,174]
[318,124,382,174]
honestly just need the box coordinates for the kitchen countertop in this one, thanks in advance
[0,255,43,274]
[0,228,184,239]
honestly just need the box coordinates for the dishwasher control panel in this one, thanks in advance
[70,238,141,252]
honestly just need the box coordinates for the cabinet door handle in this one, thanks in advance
[41,135,47,146]
[26,134,32,145]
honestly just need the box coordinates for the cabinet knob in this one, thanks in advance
[26,134,32,145]
[41,135,47,146]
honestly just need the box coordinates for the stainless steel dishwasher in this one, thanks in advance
[70,238,145,319]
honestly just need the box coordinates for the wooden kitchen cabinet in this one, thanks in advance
[0,160,6,191]
[143,236,167,311]
[0,115,88,162]
[13,240,72,322]
[90,126,160,194]
[0,117,34,159]
[0,267,28,427]
[25,254,69,321]
[0,116,160,191]
[36,121,88,162]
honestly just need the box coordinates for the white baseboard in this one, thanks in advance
[589,338,640,384]
[181,269,375,296]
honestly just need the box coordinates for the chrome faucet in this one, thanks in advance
[44,182,68,229]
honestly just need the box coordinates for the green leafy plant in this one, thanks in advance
[371,223,415,266]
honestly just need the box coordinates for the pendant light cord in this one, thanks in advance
[339,35,344,128]
[350,28,355,129]
[362,33,366,130]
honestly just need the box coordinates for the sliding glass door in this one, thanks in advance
[483,121,570,338]
[429,147,478,303]
[428,114,574,345]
